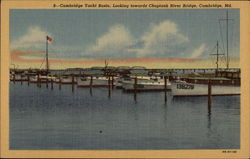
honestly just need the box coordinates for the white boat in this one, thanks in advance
[171,12,241,97]
[58,76,77,84]
[77,76,116,87]
[115,76,134,88]
[122,78,171,91]
[171,80,240,97]
[30,75,56,83]
[10,73,28,81]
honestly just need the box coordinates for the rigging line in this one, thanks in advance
[209,43,217,55]
[49,45,67,70]
[230,19,235,59]
[39,56,46,69]
[219,45,225,55]
[219,20,226,54]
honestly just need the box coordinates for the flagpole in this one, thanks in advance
[46,36,49,72]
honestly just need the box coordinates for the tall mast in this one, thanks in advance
[216,41,219,70]
[46,36,49,72]
[226,10,229,69]
[219,10,232,69]
[211,41,224,73]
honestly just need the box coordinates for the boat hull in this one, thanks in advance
[77,77,115,87]
[122,80,171,92]
[171,82,240,97]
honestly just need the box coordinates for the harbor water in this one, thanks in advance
[10,82,240,149]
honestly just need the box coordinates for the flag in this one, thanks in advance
[47,36,53,42]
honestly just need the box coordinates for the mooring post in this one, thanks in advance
[134,77,137,101]
[108,75,110,87]
[59,76,61,90]
[27,74,30,86]
[50,77,53,90]
[20,75,23,85]
[90,76,93,96]
[90,76,93,87]
[208,80,212,110]
[111,75,114,89]
[13,73,16,84]
[108,75,111,98]
[164,76,167,103]
[46,76,48,88]
[37,74,40,88]
[72,75,75,93]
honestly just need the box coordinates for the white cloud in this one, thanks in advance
[190,44,206,58]
[136,20,189,57]
[83,21,190,59]
[11,26,51,50]
[85,25,135,58]
[11,22,207,59]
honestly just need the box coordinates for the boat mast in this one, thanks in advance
[216,41,219,70]
[219,10,233,70]
[46,36,49,72]
[211,41,224,74]
[226,10,229,69]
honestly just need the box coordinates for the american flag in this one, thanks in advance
[46,36,53,42]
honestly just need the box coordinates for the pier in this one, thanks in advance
[9,67,240,105]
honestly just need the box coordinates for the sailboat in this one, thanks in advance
[29,36,56,83]
[171,11,240,97]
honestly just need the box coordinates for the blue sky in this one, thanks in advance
[10,9,239,59]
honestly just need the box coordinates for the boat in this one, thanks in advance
[171,78,240,97]
[10,74,28,82]
[29,75,56,83]
[54,75,77,84]
[115,76,133,88]
[122,77,171,92]
[77,76,117,87]
[171,12,240,97]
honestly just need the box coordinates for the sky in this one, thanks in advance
[9,9,239,68]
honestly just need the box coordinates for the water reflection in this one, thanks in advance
[9,83,240,149]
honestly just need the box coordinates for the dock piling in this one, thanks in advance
[13,74,16,84]
[208,80,212,109]
[90,76,93,87]
[108,76,111,98]
[59,77,61,90]
[90,76,93,96]
[50,78,53,90]
[164,76,167,103]
[27,74,30,86]
[20,76,23,85]
[111,76,114,89]
[134,77,137,101]
[46,77,48,88]
[71,75,75,93]
[37,74,41,88]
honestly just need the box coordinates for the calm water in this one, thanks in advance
[10,82,240,149]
